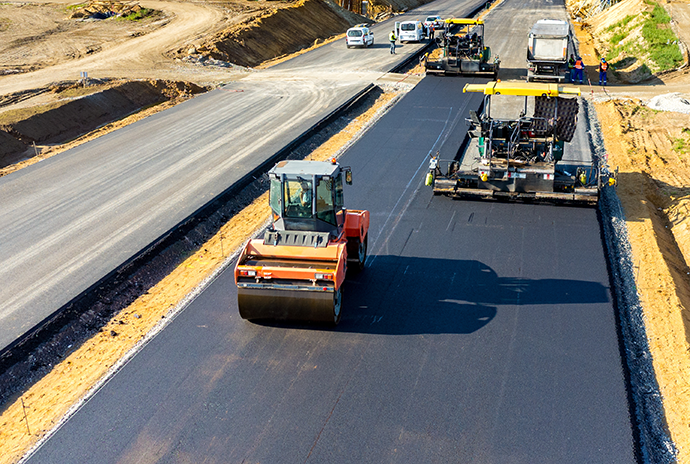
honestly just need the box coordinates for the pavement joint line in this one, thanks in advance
[368,104,454,268]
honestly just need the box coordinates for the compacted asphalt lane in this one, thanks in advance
[0,0,487,351]
[26,76,636,463]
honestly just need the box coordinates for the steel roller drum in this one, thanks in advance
[238,286,341,324]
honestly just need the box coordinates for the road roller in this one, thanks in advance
[234,159,370,325]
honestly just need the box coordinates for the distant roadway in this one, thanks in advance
[24,0,636,462]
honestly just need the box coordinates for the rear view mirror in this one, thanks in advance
[345,170,352,185]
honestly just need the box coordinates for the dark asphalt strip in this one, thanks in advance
[26,77,636,464]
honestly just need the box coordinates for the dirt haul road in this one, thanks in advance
[0,0,232,96]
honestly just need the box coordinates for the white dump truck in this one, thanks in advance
[526,19,574,82]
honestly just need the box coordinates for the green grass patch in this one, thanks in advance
[65,3,87,11]
[641,2,684,71]
[117,8,154,21]
[606,14,637,32]
[682,127,690,135]
[650,3,671,23]
[610,31,627,46]
[672,138,688,154]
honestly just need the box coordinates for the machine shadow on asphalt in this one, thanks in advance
[251,257,609,335]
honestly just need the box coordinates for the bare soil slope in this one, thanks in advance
[568,0,690,460]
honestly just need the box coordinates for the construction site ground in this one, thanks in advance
[1,0,690,461]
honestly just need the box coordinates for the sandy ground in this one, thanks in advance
[0,0,247,95]
[2,0,690,461]
[570,1,690,459]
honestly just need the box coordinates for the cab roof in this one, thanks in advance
[270,160,340,178]
[463,81,581,97]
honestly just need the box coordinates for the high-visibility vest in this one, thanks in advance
[389,32,396,41]
[600,62,608,71]
[575,59,583,70]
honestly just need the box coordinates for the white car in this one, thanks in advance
[346,25,374,48]
[424,15,444,30]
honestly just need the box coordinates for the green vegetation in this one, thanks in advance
[610,31,627,46]
[65,3,87,10]
[117,8,154,21]
[602,2,682,75]
[606,14,637,32]
[641,2,683,71]
[682,128,690,135]
[672,138,688,154]
[605,14,641,62]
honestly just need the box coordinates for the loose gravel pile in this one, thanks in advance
[644,92,690,114]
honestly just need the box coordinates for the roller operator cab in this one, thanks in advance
[234,160,370,325]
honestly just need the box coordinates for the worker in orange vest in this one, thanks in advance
[598,58,608,86]
[574,57,584,84]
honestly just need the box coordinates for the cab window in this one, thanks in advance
[284,177,312,218]
[269,177,282,215]
[316,177,336,225]
[334,174,344,210]
[348,29,363,37]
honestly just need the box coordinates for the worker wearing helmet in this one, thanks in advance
[598,58,608,86]
[574,56,584,84]
[389,30,397,54]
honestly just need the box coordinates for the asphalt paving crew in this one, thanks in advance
[389,30,397,54]
[598,58,608,86]
[568,54,576,82]
[574,56,584,84]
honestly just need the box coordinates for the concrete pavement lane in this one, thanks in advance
[0,0,487,352]
[25,76,635,464]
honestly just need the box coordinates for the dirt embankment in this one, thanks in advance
[0,80,207,170]
[567,0,690,460]
[185,0,366,68]
[596,100,690,463]
[570,0,686,82]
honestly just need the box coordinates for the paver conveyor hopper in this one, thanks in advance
[426,81,616,204]
[423,19,500,77]
[234,159,369,325]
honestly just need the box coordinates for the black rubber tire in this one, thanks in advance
[355,234,368,272]
[332,288,342,325]
[347,234,367,275]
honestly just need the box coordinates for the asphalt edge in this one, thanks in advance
[584,98,677,463]
[0,82,375,371]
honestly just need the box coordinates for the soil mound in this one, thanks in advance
[187,0,366,68]
[0,80,207,168]
[68,1,151,20]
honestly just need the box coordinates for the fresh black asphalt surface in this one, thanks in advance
[0,0,485,353]
[26,77,636,463]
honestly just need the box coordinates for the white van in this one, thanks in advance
[346,24,374,48]
[398,20,425,43]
